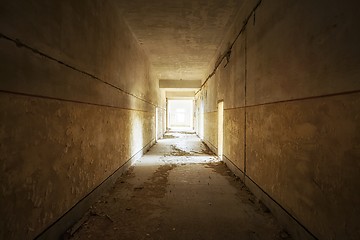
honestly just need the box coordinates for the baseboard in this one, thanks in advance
[222,155,245,182]
[203,139,218,155]
[223,156,318,240]
[35,139,156,240]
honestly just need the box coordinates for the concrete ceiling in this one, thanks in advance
[118,0,242,81]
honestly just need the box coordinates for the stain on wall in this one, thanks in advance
[0,94,154,239]
[196,0,360,239]
[223,108,245,172]
[0,1,163,239]
[246,93,360,239]
[203,112,218,153]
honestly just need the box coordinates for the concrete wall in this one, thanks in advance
[196,0,360,239]
[0,1,164,239]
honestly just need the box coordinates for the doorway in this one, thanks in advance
[218,101,224,159]
[168,100,194,130]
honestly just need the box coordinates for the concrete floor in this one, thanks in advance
[68,132,291,240]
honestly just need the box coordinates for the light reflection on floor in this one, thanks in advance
[135,131,220,166]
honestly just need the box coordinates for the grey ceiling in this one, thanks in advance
[118,0,242,81]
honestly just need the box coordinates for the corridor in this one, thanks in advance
[1,1,359,239]
[69,132,288,240]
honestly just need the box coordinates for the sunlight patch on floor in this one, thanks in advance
[135,131,220,166]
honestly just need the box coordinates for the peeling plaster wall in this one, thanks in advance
[0,1,163,239]
[196,0,360,239]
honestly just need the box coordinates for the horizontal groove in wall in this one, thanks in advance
[246,89,360,108]
[219,89,360,111]
[0,32,159,108]
[0,90,154,113]
[34,138,156,240]
[197,90,360,113]
[223,156,318,239]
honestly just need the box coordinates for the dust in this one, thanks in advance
[67,164,177,240]
[205,162,292,240]
[200,142,214,155]
[66,131,289,240]
[176,131,194,135]
[169,145,192,156]
[205,162,261,210]
[162,134,178,139]
[165,144,214,157]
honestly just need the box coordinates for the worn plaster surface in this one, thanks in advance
[203,112,218,153]
[68,132,290,240]
[223,108,245,172]
[0,1,163,239]
[246,93,360,239]
[0,0,160,107]
[118,0,243,81]
[246,0,360,105]
[1,0,360,239]
[0,93,155,239]
[195,0,360,239]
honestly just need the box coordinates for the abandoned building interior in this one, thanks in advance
[1,0,359,239]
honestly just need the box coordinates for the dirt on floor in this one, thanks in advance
[164,143,214,157]
[66,133,291,240]
[66,162,291,240]
[206,162,274,217]
[66,164,177,240]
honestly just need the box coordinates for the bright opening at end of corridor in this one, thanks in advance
[168,100,194,131]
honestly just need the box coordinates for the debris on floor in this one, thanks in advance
[68,132,291,240]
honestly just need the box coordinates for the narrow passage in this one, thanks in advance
[69,132,291,240]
